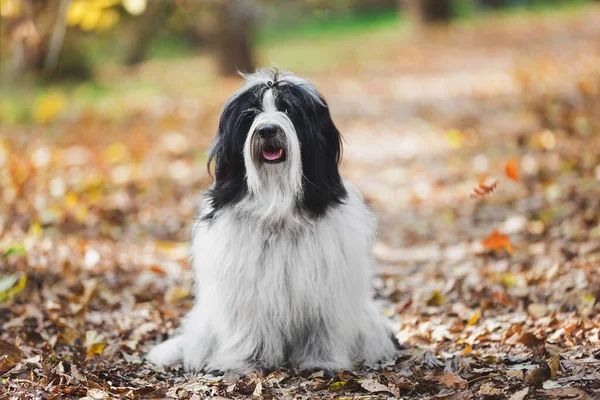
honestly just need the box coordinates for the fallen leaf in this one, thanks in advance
[437,373,468,390]
[548,356,559,379]
[518,332,544,348]
[427,290,445,306]
[87,343,106,356]
[3,244,25,257]
[505,159,520,182]
[70,279,98,314]
[525,368,545,388]
[470,180,499,199]
[329,380,352,391]
[252,380,263,397]
[424,351,445,369]
[509,387,529,400]
[85,330,106,356]
[0,273,27,303]
[360,378,393,394]
[479,384,504,395]
[482,230,514,254]
[467,309,481,326]
[445,129,464,149]
[86,388,110,399]
[0,339,24,372]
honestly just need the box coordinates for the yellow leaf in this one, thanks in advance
[329,380,351,391]
[96,0,121,8]
[67,1,87,26]
[87,343,106,356]
[445,129,464,149]
[74,205,89,223]
[461,345,473,355]
[582,294,596,307]
[502,273,517,287]
[164,286,191,304]
[80,7,102,31]
[29,222,43,237]
[35,92,66,124]
[0,274,27,303]
[427,290,445,306]
[95,8,120,30]
[467,309,481,326]
[65,192,79,209]
[1,0,22,17]
[102,142,129,163]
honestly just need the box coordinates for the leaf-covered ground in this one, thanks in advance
[2,9,600,400]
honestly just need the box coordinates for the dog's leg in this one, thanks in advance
[358,301,399,365]
[147,335,184,366]
[295,320,353,376]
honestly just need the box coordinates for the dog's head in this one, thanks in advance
[207,68,347,219]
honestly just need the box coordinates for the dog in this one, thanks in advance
[147,68,399,376]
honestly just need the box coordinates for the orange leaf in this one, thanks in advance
[467,309,481,326]
[470,180,499,199]
[482,230,514,254]
[505,159,519,182]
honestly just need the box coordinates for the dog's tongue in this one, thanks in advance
[263,149,282,161]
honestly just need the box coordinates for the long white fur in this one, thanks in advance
[147,71,397,375]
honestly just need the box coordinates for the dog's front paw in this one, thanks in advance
[182,351,207,373]
[147,337,183,366]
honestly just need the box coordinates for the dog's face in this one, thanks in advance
[207,69,347,219]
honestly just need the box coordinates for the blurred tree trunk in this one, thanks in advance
[5,0,89,80]
[121,0,165,66]
[402,0,454,24]
[216,0,257,76]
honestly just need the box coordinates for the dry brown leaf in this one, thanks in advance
[525,368,545,388]
[509,387,529,400]
[434,373,468,390]
[360,378,393,394]
[548,356,559,379]
[518,332,544,348]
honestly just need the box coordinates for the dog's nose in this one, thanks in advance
[257,124,278,139]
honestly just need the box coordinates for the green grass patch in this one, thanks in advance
[257,9,402,44]
[455,0,594,21]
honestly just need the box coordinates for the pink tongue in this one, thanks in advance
[263,149,282,161]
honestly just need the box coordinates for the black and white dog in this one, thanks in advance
[148,68,399,375]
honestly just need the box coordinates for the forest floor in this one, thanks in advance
[1,7,600,400]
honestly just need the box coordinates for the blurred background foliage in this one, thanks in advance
[0,0,596,125]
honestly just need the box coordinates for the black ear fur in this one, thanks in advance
[206,88,262,217]
[276,84,347,217]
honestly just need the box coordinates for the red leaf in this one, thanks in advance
[470,180,499,199]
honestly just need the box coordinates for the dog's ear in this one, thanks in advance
[299,97,347,217]
[206,91,257,214]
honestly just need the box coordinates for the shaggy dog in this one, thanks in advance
[148,68,399,376]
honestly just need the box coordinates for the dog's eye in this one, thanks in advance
[281,104,293,115]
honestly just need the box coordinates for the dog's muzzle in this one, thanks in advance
[253,124,287,164]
